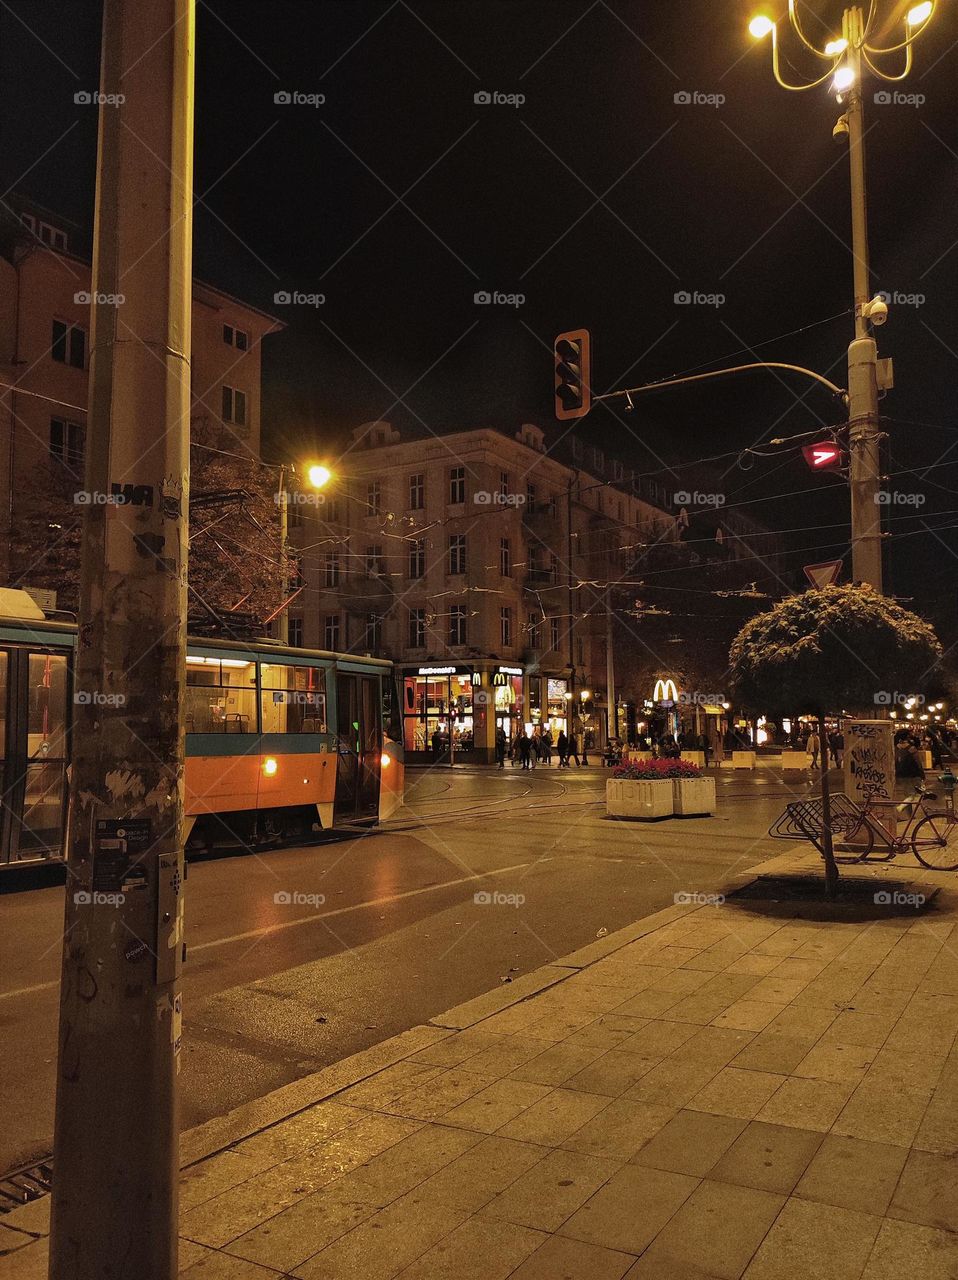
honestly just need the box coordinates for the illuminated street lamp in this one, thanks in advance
[748,2,940,593]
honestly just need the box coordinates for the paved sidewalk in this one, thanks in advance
[5,848,958,1279]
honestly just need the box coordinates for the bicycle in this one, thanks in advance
[843,779,958,870]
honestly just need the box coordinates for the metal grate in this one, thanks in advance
[0,1158,52,1214]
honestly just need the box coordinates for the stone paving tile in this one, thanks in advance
[645,967,711,995]
[731,1033,819,1076]
[742,1198,883,1280]
[561,1098,677,1159]
[709,1121,824,1195]
[558,1164,699,1255]
[763,1003,839,1040]
[180,1251,281,1279]
[666,993,739,1025]
[791,1040,876,1085]
[0,1239,49,1280]
[463,1036,562,1078]
[482,1148,622,1233]
[407,1029,507,1069]
[229,1101,370,1165]
[630,1179,785,1280]
[756,1075,856,1133]
[861,1218,958,1280]
[888,1149,958,1232]
[395,1215,546,1279]
[416,1135,548,1212]
[614,988,687,1018]
[671,1025,755,1068]
[746,975,812,1005]
[180,1148,286,1214]
[620,1019,700,1058]
[292,1189,468,1280]
[385,1068,499,1122]
[712,1000,787,1033]
[697,973,765,1003]
[867,1045,949,1092]
[913,1095,958,1154]
[509,1233,636,1280]
[499,1087,612,1145]
[631,1109,748,1178]
[767,956,829,982]
[314,1122,482,1207]
[440,1078,553,1133]
[794,1135,908,1216]
[178,1240,212,1271]
[818,1010,897,1050]
[563,1049,661,1097]
[688,1068,786,1120]
[224,1195,379,1271]
[509,1041,610,1086]
[334,1063,449,1110]
[831,1080,933,1146]
[624,1055,720,1109]
[623,1255,723,1278]
[725,953,783,977]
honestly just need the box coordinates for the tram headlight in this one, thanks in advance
[263,757,278,776]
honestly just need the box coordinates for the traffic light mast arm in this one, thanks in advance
[593,361,846,405]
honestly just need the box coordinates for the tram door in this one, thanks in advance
[0,649,70,864]
[334,672,383,820]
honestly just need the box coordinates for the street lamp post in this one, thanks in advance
[277,462,332,644]
[749,2,940,592]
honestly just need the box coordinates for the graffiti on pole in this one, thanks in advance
[844,720,895,801]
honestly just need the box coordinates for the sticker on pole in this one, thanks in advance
[92,818,153,891]
[804,560,843,589]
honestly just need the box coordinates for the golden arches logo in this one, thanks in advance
[653,678,678,703]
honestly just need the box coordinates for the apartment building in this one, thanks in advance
[288,420,683,762]
[0,196,281,601]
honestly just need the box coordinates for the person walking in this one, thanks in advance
[541,728,553,764]
[431,727,443,760]
[495,725,507,769]
[511,728,523,766]
[567,732,581,767]
[582,729,594,766]
[556,730,569,767]
[519,732,532,770]
[829,729,844,770]
[807,728,821,770]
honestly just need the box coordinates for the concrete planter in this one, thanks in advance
[606,778,674,820]
[672,776,716,816]
[680,750,706,768]
[780,750,808,771]
[732,751,757,769]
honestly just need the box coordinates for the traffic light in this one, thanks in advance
[801,440,844,472]
[554,329,591,420]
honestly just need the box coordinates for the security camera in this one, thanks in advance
[863,295,888,326]
[833,113,849,142]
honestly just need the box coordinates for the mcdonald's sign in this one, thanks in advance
[653,678,678,706]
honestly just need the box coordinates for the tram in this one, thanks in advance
[0,593,404,868]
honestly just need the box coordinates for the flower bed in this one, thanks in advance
[611,758,702,781]
[608,757,714,818]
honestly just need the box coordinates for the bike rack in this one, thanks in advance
[768,792,865,859]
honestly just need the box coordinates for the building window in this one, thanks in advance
[291,555,305,589]
[499,470,509,499]
[38,221,67,251]
[550,551,559,584]
[221,385,247,426]
[449,605,467,646]
[449,466,465,505]
[323,553,341,587]
[613,459,624,480]
[550,617,560,652]
[50,417,85,471]
[449,534,466,575]
[51,320,85,369]
[223,323,249,350]
[366,481,381,514]
[288,501,304,530]
[408,607,425,648]
[289,617,303,648]
[526,481,536,508]
[324,495,340,522]
[500,607,512,647]
[324,614,341,650]
[365,613,382,652]
[499,537,511,577]
[408,539,425,579]
[528,612,540,648]
[365,545,383,578]
[408,473,424,510]
[549,494,558,517]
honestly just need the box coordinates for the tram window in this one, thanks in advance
[28,653,68,757]
[260,663,327,733]
[185,656,257,733]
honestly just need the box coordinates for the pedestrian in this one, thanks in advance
[519,732,532,770]
[431,727,443,760]
[806,729,821,769]
[542,728,553,764]
[567,732,581,767]
[495,725,507,769]
[511,728,523,766]
[582,729,594,765]
[556,730,568,767]
[829,729,844,769]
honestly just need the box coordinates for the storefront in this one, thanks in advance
[493,665,524,743]
[402,665,478,760]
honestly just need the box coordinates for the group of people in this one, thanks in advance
[495,725,595,769]
[791,728,844,770]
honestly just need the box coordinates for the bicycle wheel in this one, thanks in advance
[911,813,958,870]
[842,814,874,859]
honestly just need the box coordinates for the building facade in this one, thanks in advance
[0,197,280,602]
[288,420,685,762]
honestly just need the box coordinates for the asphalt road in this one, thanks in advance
[0,762,809,1173]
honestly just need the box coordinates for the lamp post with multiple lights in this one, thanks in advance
[748,1,940,592]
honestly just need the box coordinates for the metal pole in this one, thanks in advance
[278,464,289,643]
[49,3,194,1277]
[567,474,575,729]
[844,5,884,591]
[606,595,617,741]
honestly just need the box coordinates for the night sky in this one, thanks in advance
[2,1,956,617]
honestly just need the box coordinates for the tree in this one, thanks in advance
[729,584,942,896]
